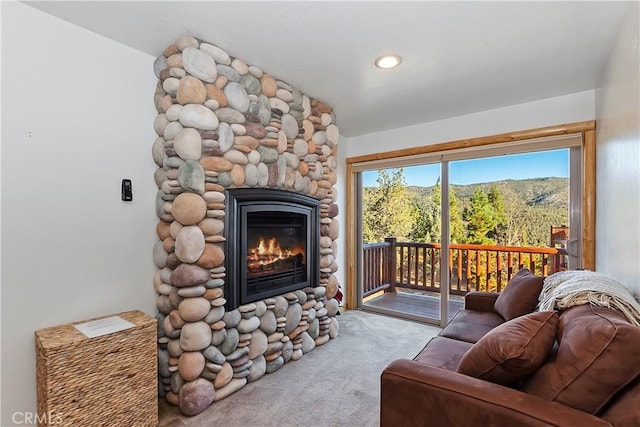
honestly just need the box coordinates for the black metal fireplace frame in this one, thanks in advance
[224,188,320,310]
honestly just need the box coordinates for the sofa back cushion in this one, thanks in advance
[522,304,640,414]
[457,311,559,385]
[494,269,544,321]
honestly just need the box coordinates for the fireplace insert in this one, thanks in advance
[225,189,320,309]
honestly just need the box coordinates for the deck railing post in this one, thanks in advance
[385,237,397,293]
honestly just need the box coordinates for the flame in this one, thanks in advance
[247,236,304,271]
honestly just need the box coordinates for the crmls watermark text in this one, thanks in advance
[12,412,64,425]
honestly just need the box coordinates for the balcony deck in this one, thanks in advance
[363,290,464,323]
[361,239,565,323]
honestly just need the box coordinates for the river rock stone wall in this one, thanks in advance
[151,34,341,416]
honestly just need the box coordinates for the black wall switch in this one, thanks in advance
[121,179,133,201]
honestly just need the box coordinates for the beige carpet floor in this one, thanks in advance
[158,309,441,427]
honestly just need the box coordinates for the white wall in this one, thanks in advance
[334,135,348,303]
[346,90,595,157]
[595,2,640,295]
[1,3,158,424]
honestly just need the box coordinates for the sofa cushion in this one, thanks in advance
[522,304,640,414]
[457,311,559,385]
[494,268,544,321]
[413,336,474,372]
[600,376,640,426]
[439,309,505,343]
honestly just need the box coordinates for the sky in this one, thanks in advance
[362,149,569,187]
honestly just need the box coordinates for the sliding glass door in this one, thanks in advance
[358,161,449,325]
[353,135,583,326]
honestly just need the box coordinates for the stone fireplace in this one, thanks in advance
[151,34,341,416]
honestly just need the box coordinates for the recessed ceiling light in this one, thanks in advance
[375,53,402,69]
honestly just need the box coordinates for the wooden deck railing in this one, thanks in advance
[362,238,397,297]
[362,238,567,297]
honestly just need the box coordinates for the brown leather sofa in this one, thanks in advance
[381,270,640,427]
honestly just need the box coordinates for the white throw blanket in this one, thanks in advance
[538,270,640,327]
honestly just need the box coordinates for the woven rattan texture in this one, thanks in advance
[35,310,157,427]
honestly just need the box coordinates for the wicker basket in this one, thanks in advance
[35,310,158,427]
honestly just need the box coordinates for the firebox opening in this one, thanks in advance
[225,189,320,310]
[245,211,308,298]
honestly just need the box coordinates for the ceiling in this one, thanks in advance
[24,1,630,138]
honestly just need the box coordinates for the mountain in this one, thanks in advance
[363,176,570,246]
[406,177,569,209]
[405,177,569,246]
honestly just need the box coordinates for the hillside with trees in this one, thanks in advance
[364,168,568,248]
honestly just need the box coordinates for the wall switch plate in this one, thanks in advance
[121,179,132,201]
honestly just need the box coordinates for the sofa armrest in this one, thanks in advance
[464,291,500,312]
[381,359,611,427]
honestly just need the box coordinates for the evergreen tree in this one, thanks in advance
[408,178,443,243]
[463,188,499,244]
[449,187,466,243]
[407,179,465,244]
[408,195,435,243]
[501,191,529,246]
[432,178,441,206]
[487,184,507,244]
[362,168,413,243]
